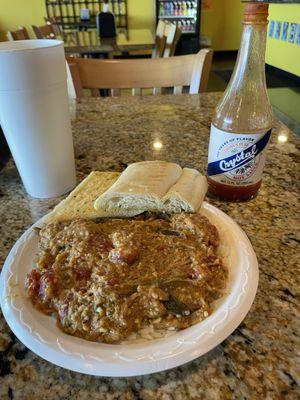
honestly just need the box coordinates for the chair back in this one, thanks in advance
[32,24,56,39]
[153,21,181,58]
[152,20,166,58]
[163,23,181,58]
[44,17,62,36]
[6,27,30,41]
[67,49,213,98]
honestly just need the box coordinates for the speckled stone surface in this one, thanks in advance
[0,93,299,400]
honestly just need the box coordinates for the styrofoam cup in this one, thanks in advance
[0,40,76,198]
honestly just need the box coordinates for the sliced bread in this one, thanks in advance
[162,167,208,213]
[93,161,182,217]
[43,162,207,224]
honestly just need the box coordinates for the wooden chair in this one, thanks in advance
[152,20,166,58]
[6,27,30,41]
[153,21,181,58]
[162,23,181,58]
[32,24,56,39]
[67,49,213,98]
[44,17,62,36]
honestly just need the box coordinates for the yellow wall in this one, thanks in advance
[128,0,245,51]
[0,0,46,41]
[127,0,153,31]
[0,0,154,41]
[266,4,300,77]
[0,0,243,50]
[201,0,243,51]
[3,0,298,72]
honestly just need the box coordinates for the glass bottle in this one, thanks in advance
[207,3,273,201]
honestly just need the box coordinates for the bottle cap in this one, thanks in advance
[243,2,269,24]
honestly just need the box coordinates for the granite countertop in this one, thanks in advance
[0,93,299,400]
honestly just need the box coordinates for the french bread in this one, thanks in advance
[162,168,208,213]
[93,161,182,217]
[43,162,208,223]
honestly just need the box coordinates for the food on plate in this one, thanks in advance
[162,167,208,213]
[26,213,227,343]
[43,171,119,223]
[44,162,207,223]
[94,161,208,217]
[25,161,227,344]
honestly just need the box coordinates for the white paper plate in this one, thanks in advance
[0,202,258,377]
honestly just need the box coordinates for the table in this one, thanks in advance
[0,94,299,399]
[63,28,154,55]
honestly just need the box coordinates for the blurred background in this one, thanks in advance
[0,0,299,169]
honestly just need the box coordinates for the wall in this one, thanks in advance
[3,0,299,74]
[128,0,245,51]
[0,0,46,41]
[0,0,154,41]
[127,0,153,31]
[266,4,300,77]
[0,0,244,51]
[201,0,243,51]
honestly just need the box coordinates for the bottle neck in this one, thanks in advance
[229,23,267,91]
[213,21,273,133]
[103,4,109,13]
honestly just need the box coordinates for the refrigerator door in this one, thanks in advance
[156,0,201,35]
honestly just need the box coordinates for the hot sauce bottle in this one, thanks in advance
[207,3,273,201]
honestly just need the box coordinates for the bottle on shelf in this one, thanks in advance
[185,2,189,17]
[171,2,174,16]
[171,2,175,16]
[159,2,164,16]
[79,8,90,21]
[120,2,125,15]
[97,0,116,38]
[103,0,112,13]
[163,2,168,16]
[186,1,191,17]
[182,1,187,16]
[193,1,197,16]
[207,3,273,201]
[190,3,194,18]
[179,2,183,17]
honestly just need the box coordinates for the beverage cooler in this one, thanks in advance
[155,1,201,54]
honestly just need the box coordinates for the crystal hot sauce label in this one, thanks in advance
[207,125,272,186]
